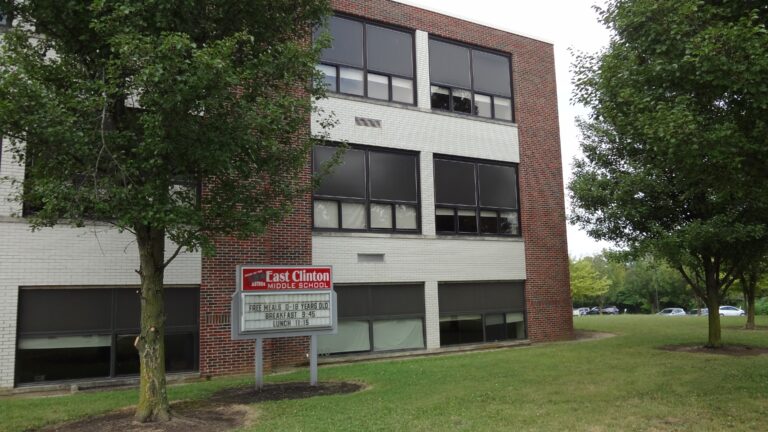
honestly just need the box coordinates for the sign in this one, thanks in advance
[241,267,332,290]
[231,265,337,340]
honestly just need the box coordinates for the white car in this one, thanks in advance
[657,308,686,316]
[718,306,745,316]
[572,307,590,316]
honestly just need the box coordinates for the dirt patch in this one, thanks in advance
[659,344,768,357]
[37,381,364,432]
[210,381,364,404]
[574,330,616,341]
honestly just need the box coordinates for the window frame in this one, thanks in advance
[313,143,422,234]
[428,36,515,122]
[318,14,417,106]
[439,311,528,346]
[15,286,199,385]
[321,284,427,355]
[433,154,521,237]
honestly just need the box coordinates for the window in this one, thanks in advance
[318,284,425,355]
[313,144,420,232]
[438,282,526,346]
[316,16,415,104]
[16,287,198,384]
[429,38,513,121]
[433,157,520,236]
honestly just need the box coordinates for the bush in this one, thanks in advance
[755,297,768,315]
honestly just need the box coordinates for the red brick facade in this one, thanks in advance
[200,0,572,378]
[199,164,313,377]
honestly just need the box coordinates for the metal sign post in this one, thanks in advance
[231,265,337,391]
[255,337,263,390]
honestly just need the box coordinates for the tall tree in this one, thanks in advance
[0,0,330,422]
[570,0,768,347]
[570,257,611,306]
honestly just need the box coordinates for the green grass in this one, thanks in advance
[3,316,768,431]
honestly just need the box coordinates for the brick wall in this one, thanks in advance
[330,0,573,342]
[199,161,313,377]
[199,0,572,379]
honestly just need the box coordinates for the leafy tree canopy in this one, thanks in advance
[570,257,611,303]
[570,0,768,346]
[0,0,331,422]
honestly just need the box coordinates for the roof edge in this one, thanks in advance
[391,0,555,45]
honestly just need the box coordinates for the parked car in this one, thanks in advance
[572,307,590,316]
[718,306,745,316]
[657,308,686,316]
[587,307,601,315]
[688,308,709,316]
[602,306,620,315]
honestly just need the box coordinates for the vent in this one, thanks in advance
[358,253,385,263]
[355,117,382,128]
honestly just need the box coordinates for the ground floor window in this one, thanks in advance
[318,284,425,355]
[438,282,526,346]
[16,286,198,384]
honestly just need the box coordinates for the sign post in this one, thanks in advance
[231,265,336,390]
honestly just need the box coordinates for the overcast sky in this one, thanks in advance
[396,0,614,257]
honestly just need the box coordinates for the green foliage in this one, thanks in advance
[0,0,332,253]
[569,257,611,302]
[570,0,768,343]
[755,297,768,315]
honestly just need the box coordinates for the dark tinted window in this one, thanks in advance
[370,285,425,316]
[18,289,112,334]
[313,146,366,198]
[336,284,424,318]
[439,282,525,314]
[434,159,476,205]
[429,39,471,88]
[472,50,512,97]
[369,151,417,202]
[114,288,141,330]
[320,16,364,67]
[335,285,371,318]
[165,288,199,327]
[366,24,413,77]
[478,164,518,208]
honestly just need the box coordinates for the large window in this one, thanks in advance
[316,16,415,104]
[16,287,198,384]
[429,38,513,121]
[438,282,526,346]
[313,145,420,233]
[433,156,520,236]
[318,284,425,355]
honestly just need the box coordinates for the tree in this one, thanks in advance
[737,256,768,329]
[570,257,611,306]
[570,0,768,347]
[0,0,331,422]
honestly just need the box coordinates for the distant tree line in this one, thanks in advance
[570,253,767,315]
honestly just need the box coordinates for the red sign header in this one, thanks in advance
[241,266,332,291]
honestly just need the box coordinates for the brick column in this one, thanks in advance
[199,163,314,377]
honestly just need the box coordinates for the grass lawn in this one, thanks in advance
[3,315,768,431]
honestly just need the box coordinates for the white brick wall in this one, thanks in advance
[0,220,200,387]
[313,235,526,284]
[310,29,525,351]
[0,137,24,217]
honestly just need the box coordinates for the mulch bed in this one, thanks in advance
[38,381,364,432]
[659,344,768,357]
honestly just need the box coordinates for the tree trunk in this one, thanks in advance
[134,225,171,423]
[704,271,722,348]
[745,279,756,330]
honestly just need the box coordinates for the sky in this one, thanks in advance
[396,0,615,257]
